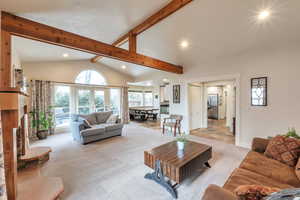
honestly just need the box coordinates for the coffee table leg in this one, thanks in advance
[204,162,211,168]
[144,160,178,199]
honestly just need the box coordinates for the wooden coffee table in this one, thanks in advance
[144,140,212,199]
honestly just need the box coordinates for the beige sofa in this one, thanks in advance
[202,137,300,200]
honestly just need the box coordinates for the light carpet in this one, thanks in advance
[32,123,248,200]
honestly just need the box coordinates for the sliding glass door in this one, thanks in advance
[77,88,107,114]
[95,90,105,112]
[54,85,121,117]
[110,88,121,115]
[78,89,91,114]
[54,85,71,127]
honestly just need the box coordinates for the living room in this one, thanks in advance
[1,0,300,200]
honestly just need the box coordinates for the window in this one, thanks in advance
[251,77,267,106]
[95,90,105,112]
[78,89,91,114]
[75,70,106,85]
[128,90,153,107]
[110,88,121,115]
[54,86,71,127]
[128,91,143,107]
[144,91,153,106]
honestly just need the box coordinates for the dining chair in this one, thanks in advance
[162,114,183,137]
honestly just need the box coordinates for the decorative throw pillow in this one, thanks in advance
[264,135,300,167]
[79,114,97,125]
[234,185,280,200]
[295,158,300,181]
[106,114,119,124]
[83,119,92,128]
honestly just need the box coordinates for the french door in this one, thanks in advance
[77,88,106,114]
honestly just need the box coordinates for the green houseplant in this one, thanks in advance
[30,108,54,140]
[283,128,300,139]
[176,132,187,151]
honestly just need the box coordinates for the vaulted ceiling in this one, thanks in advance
[3,0,300,77]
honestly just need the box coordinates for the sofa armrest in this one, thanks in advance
[70,121,85,141]
[251,137,270,153]
[202,185,237,200]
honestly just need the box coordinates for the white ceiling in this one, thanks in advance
[3,0,300,77]
[12,36,158,77]
[12,36,93,62]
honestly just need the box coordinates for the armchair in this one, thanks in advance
[162,114,183,136]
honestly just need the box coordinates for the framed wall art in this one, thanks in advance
[173,85,180,104]
[251,77,267,106]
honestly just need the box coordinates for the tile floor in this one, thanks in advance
[191,119,235,145]
[30,123,247,200]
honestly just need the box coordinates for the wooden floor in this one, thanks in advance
[191,119,235,145]
[31,124,247,200]
[132,118,235,144]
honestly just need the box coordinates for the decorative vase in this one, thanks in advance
[177,141,185,151]
[37,130,48,140]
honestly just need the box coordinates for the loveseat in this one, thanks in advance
[71,111,123,144]
[202,137,300,200]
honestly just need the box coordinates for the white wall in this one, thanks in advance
[136,44,300,147]
[23,60,134,85]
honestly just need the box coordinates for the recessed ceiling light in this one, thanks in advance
[63,53,69,58]
[146,82,152,86]
[121,65,126,69]
[180,40,189,49]
[163,78,169,82]
[258,10,270,20]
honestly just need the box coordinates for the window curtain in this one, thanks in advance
[29,80,55,139]
[121,87,129,124]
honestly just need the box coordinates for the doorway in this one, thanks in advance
[188,80,237,144]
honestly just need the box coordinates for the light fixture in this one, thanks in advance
[146,82,152,86]
[121,65,126,69]
[63,53,69,58]
[180,40,189,49]
[163,78,169,82]
[258,10,270,20]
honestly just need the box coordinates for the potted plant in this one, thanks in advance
[284,128,300,139]
[30,109,54,140]
[176,132,187,151]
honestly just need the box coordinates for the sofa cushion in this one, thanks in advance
[239,151,300,187]
[80,126,105,137]
[92,124,123,131]
[202,184,237,200]
[264,135,300,167]
[79,114,97,125]
[95,111,113,124]
[106,114,119,123]
[295,158,300,181]
[223,168,293,193]
[104,123,123,131]
[251,138,270,153]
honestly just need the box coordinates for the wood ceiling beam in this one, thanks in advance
[128,32,137,53]
[91,0,194,63]
[1,12,183,74]
[90,33,130,63]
